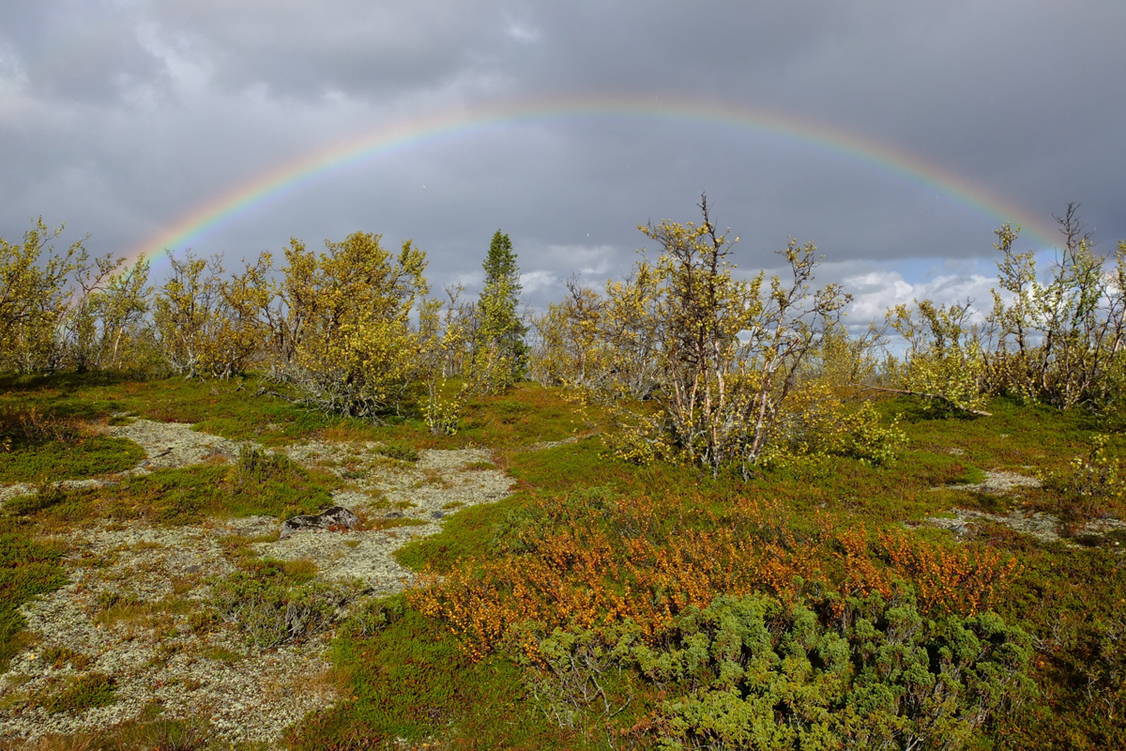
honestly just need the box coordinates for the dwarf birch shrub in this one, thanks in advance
[0,219,89,373]
[1042,433,1125,521]
[984,210,1126,410]
[532,269,664,400]
[154,252,270,378]
[209,561,363,649]
[265,232,430,418]
[885,300,991,416]
[539,198,913,474]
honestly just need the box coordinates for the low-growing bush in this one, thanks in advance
[234,444,296,481]
[35,672,117,715]
[1042,433,1124,522]
[411,494,1020,658]
[209,560,364,649]
[534,592,1034,751]
[422,385,465,435]
[375,442,420,463]
[339,595,406,639]
[0,405,80,447]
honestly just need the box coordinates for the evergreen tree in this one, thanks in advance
[473,230,526,390]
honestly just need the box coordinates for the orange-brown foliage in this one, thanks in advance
[876,529,1020,615]
[410,495,1019,659]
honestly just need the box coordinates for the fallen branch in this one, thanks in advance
[849,383,992,417]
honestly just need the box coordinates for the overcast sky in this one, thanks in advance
[2,1,1123,322]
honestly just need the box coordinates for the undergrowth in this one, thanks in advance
[1,375,1123,750]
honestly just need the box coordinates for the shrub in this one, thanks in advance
[375,442,419,463]
[536,593,1034,751]
[235,444,296,481]
[35,673,117,714]
[0,404,81,447]
[411,494,1019,658]
[269,233,431,419]
[339,596,406,638]
[768,383,908,467]
[208,561,363,649]
[422,384,465,436]
[1043,433,1125,521]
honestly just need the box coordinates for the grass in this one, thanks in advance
[0,533,66,672]
[34,672,117,714]
[2,373,1124,749]
[0,435,143,484]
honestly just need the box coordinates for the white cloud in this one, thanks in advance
[520,269,557,294]
[541,243,617,276]
[844,270,997,324]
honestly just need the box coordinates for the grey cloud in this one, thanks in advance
[2,0,1123,319]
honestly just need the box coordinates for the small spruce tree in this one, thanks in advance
[472,230,526,391]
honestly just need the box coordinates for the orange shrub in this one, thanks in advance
[877,529,1020,614]
[410,495,1019,659]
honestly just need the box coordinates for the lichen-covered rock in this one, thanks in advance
[279,506,360,538]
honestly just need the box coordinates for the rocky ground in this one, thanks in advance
[0,420,514,746]
[926,468,1126,548]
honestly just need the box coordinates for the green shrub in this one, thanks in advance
[0,533,66,671]
[339,595,406,638]
[235,444,297,481]
[0,404,143,483]
[1043,433,1124,521]
[375,442,420,463]
[536,592,1034,751]
[36,672,117,714]
[209,561,363,649]
[825,401,908,466]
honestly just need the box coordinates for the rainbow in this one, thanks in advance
[128,93,1060,267]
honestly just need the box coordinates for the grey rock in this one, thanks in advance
[279,506,360,538]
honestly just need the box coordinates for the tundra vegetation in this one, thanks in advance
[0,201,1124,750]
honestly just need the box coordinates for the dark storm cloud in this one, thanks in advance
[0,0,168,103]
[2,1,1123,320]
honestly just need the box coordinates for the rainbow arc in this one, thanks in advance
[127,94,1059,268]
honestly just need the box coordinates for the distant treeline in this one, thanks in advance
[2,198,1122,473]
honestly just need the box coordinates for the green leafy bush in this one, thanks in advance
[375,442,420,463]
[35,672,117,714]
[824,401,907,466]
[536,592,1033,751]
